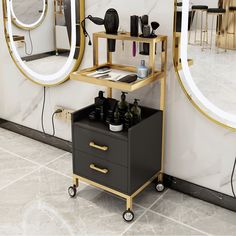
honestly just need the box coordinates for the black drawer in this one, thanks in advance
[73,150,128,193]
[73,125,128,167]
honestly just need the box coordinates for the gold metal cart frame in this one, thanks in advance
[70,31,167,214]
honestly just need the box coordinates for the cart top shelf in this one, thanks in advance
[71,64,165,92]
[94,31,167,44]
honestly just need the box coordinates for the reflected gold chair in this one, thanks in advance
[189,5,208,45]
[227,6,236,48]
[203,8,227,52]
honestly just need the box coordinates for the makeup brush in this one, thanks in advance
[151,22,160,36]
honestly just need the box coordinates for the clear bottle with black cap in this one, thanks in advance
[118,92,128,121]
[124,104,133,130]
[131,99,141,124]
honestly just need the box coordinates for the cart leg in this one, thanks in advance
[73,176,79,188]
[123,197,134,222]
[126,197,133,210]
[68,176,79,198]
[156,173,165,193]
[158,172,164,182]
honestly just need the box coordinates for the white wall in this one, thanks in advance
[0,0,236,198]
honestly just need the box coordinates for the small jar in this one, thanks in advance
[137,60,148,79]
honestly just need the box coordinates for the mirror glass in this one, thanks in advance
[12,0,45,27]
[175,0,236,128]
[4,0,85,86]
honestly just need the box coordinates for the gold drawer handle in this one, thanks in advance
[89,142,108,151]
[89,164,109,174]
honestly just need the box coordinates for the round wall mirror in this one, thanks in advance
[3,0,85,86]
[174,0,236,129]
[11,0,47,29]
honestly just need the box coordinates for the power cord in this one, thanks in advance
[41,87,62,136]
[41,87,46,134]
[231,157,236,198]
[81,17,92,46]
[51,109,63,136]
[23,30,33,56]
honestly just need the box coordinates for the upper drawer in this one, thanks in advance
[73,125,128,167]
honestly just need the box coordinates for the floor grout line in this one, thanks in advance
[0,146,68,169]
[0,166,41,192]
[121,189,170,235]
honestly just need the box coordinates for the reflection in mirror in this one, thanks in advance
[11,0,45,27]
[3,0,85,86]
[174,0,236,128]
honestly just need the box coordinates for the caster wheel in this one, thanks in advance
[68,185,77,198]
[155,182,165,192]
[123,209,134,222]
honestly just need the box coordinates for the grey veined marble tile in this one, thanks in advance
[0,149,38,189]
[123,210,203,235]
[0,129,66,165]
[151,189,236,236]
[46,152,73,178]
[0,167,144,236]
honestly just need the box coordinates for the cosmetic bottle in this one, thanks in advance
[94,91,106,120]
[124,104,133,130]
[137,60,148,79]
[118,92,128,121]
[114,106,121,125]
[131,99,141,124]
[95,91,106,107]
[109,106,123,132]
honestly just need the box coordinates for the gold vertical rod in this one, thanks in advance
[106,40,113,98]
[159,39,167,182]
[107,87,112,98]
[54,0,58,55]
[93,35,99,66]
[149,41,156,76]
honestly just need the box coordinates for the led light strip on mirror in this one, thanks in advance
[10,0,48,30]
[175,0,236,130]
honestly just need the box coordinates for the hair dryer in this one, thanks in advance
[82,9,119,52]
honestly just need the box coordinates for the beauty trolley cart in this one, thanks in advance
[68,32,167,222]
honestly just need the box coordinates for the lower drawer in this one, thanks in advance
[73,150,128,194]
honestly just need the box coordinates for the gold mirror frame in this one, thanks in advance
[173,0,236,131]
[2,0,85,87]
[11,0,48,30]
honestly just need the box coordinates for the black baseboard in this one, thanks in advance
[0,118,72,152]
[21,51,70,62]
[0,118,235,212]
[164,175,236,212]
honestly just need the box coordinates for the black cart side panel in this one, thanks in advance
[128,111,163,195]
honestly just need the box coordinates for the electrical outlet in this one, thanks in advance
[54,106,74,123]
[16,41,24,48]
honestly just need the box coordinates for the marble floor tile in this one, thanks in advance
[134,184,167,209]
[46,152,72,177]
[0,149,38,189]
[0,130,66,165]
[123,210,203,235]
[151,189,236,236]
[0,167,144,236]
